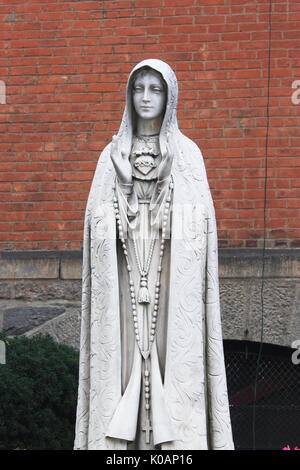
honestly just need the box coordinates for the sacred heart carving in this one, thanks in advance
[134,155,158,175]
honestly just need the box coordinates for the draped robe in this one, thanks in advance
[74,59,234,450]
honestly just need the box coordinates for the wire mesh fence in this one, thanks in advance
[224,340,300,450]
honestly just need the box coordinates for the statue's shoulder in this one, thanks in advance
[85,141,113,210]
[97,141,112,166]
[91,141,113,179]
[178,132,204,162]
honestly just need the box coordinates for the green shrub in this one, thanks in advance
[0,333,79,450]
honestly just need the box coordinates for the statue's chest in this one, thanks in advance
[130,136,161,180]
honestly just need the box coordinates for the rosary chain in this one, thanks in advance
[113,177,173,354]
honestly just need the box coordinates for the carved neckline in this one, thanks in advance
[134,134,159,142]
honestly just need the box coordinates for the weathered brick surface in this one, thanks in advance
[0,0,299,249]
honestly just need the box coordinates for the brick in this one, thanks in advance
[0,1,298,249]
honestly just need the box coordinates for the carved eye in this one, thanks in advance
[133,85,143,92]
[150,85,164,93]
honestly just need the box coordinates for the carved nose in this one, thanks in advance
[142,89,150,102]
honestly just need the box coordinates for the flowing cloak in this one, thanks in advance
[74,59,234,450]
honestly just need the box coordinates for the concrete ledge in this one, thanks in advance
[0,249,299,280]
[220,249,300,278]
[0,256,59,280]
[61,257,82,280]
[0,251,82,280]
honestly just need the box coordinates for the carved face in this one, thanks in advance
[132,69,166,121]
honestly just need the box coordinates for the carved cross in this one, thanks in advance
[142,418,152,444]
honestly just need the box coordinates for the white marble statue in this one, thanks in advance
[74,59,234,450]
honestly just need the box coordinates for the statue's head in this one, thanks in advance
[118,60,178,158]
[131,66,167,123]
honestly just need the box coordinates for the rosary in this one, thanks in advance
[113,176,173,444]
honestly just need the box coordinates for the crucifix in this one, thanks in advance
[142,417,152,444]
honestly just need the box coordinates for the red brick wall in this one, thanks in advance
[0,0,299,250]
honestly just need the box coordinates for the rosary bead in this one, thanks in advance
[145,386,150,393]
[145,404,150,410]
[154,304,158,310]
[127,264,132,271]
[166,196,171,202]
[145,380,150,387]
[155,286,160,293]
[136,335,140,341]
[156,281,160,287]
[153,311,158,317]
[130,280,134,286]
[145,393,150,399]
[130,286,135,292]
[144,370,150,377]
[131,292,135,299]
[150,335,154,342]
[158,265,162,272]
[152,317,157,323]
[151,328,155,335]
[141,280,147,287]
[160,250,164,257]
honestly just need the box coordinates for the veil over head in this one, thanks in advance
[116,59,180,165]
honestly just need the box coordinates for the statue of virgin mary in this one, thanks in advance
[74,59,234,450]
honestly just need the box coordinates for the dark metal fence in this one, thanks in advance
[224,340,300,450]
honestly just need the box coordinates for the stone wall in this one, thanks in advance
[0,249,299,350]
[0,251,82,350]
